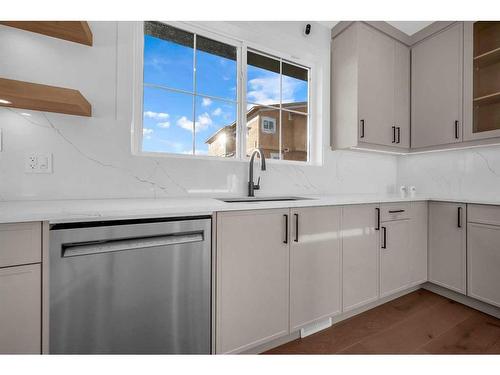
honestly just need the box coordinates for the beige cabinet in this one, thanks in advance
[379,219,411,297]
[428,202,467,294]
[341,204,380,312]
[467,204,500,307]
[0,264,41,354]
[289,206,341,331]
[331,22,410,151]
[411,23,463,149]
[0,222,42,354]
[409,202,428,286]
[216,209,290,354]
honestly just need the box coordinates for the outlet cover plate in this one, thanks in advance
[25,153,53,174]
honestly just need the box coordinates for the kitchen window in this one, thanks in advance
[136,21,311,163]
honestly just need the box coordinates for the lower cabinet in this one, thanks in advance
[216,209,290,354]
[342,204,380,311]
[378,202,428,298]
[0,263,41,354]
[0,222,42,354]
[428,202,467,294]
[216,206,342,354]
[216,202,429,354]
[467,204,500,308]
[289,206,341,331]
[379,219,411,297]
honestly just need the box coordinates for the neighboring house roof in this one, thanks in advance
[204,101,306,144]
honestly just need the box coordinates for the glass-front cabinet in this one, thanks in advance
[464,21,500,141]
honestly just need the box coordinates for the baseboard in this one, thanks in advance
[240,331,301,354]
[245,284,423,354]
[423,282,500,320]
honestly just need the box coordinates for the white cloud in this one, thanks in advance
[247,74,302,105]
[197,112,212,129]
[176,112,212,133]
[157,121,170,128]
[144,111,170,120]
[202,97,212,107]
[177,116,194,132]
[143,128,154,139]
[212,107,222,116]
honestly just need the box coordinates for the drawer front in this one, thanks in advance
[468,204,500,226]
[380,203,410,222]
[0,222,41,268]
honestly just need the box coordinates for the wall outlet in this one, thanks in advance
[25,153,53,174]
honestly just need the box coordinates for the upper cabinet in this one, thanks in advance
[411,23,463,149]
[332,21,500,153]
[331,22,410,151]
[463,22,500,141]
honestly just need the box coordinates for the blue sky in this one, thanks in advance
[142,33,308,156]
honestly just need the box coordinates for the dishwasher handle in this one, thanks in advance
[62,232,204,258]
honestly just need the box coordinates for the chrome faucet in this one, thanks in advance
[248,148,266,197]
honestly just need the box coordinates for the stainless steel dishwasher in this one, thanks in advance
[49,217,211,354]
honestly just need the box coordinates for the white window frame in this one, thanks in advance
[261,116,276,134]
[131,21,316,165]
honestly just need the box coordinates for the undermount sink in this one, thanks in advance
[216,196,313,203]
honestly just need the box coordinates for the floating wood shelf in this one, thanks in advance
[473,91,500,107]
[0,78,91,117]
[474,47,500,68]
[0,21,92,46]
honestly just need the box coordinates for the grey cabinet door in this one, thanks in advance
[468,223,500,308]
[379,220,411,297]
[289,206,341,331]
[358,23,395,146]
[411,23,463,148]
[342,204,380,312]
[216,209,289,354]
[0,264,41,354]
[428,202,467,294]
[393,41,410,148]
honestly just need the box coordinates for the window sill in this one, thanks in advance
[134,150,322,167]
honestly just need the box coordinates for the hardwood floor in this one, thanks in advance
[265,289,500,354]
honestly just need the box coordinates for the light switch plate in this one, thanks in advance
[25,153,53,173]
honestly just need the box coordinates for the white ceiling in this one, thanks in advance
[318,21,434,36]
[386,21,434,35]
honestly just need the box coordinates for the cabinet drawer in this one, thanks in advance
[468,204,500,226]
[380,203,410,222]
[0,222,41,268]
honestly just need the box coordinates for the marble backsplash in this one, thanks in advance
[397,145,500,200]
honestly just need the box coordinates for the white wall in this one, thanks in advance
[0,21,398,201]
[397,145,500,200]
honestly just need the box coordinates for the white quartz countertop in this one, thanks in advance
[0,194,498,224]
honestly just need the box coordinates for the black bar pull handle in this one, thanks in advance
[389,209,405,214]
[283,214,288,244]
[360,119,365,138]
[375,207,380,230]
[381,226,387,249]
[455,120,460,139]
[294,213,299,242]
[397,127,401,144]
[392,126,396,143]
[458,207,462,228]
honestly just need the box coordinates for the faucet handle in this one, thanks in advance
[254,176,261,190]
